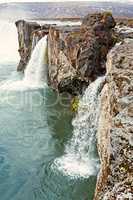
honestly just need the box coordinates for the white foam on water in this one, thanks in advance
[52,77,105,178]
[0,35,48,91]
[52,155,99,179]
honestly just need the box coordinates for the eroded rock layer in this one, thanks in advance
[94,39,133,200]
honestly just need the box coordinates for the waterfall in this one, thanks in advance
[0,35,48,91]
[24,35,48,86]
[52,76,105,178]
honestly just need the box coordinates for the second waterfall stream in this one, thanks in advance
[52,76,105,178]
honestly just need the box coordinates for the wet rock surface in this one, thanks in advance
[94,39,133,200]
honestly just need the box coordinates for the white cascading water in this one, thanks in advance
[24,35,48,86]
[52,76,105,178]
[0,35,48,90]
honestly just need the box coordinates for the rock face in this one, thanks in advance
[94,39,133,200]
[15,20,49,71]
[48,25,83,94]
[48,12,116,94]
[77,12,116,81]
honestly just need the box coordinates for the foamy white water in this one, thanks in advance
[24,35,48,85]
[52,77,105,178]
[0,35,48,91]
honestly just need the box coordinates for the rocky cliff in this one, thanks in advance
[94,39,133,200]
[16,13,116,94]
[48,13,116,94]
[48,25,82,94]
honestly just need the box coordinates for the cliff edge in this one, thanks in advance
[95,39,133,200]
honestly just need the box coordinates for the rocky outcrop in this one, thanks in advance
[15,20,49,71]
[48,12,116,94]
[94,39,133,200]
[77,12,116,80]
[48,25,83,94]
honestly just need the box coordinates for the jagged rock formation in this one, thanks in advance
[77,12,116,80]
[48,13,116,94]
[94,39,133,200]
[15,20,49,71]
[48,25,82,94]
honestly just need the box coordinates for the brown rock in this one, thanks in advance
[94,39,133,200]
[77,12,116,81]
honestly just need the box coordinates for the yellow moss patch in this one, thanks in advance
[71,96,79,112]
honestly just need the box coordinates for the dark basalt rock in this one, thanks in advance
[58,77,88,96]
[77,12,116,82]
